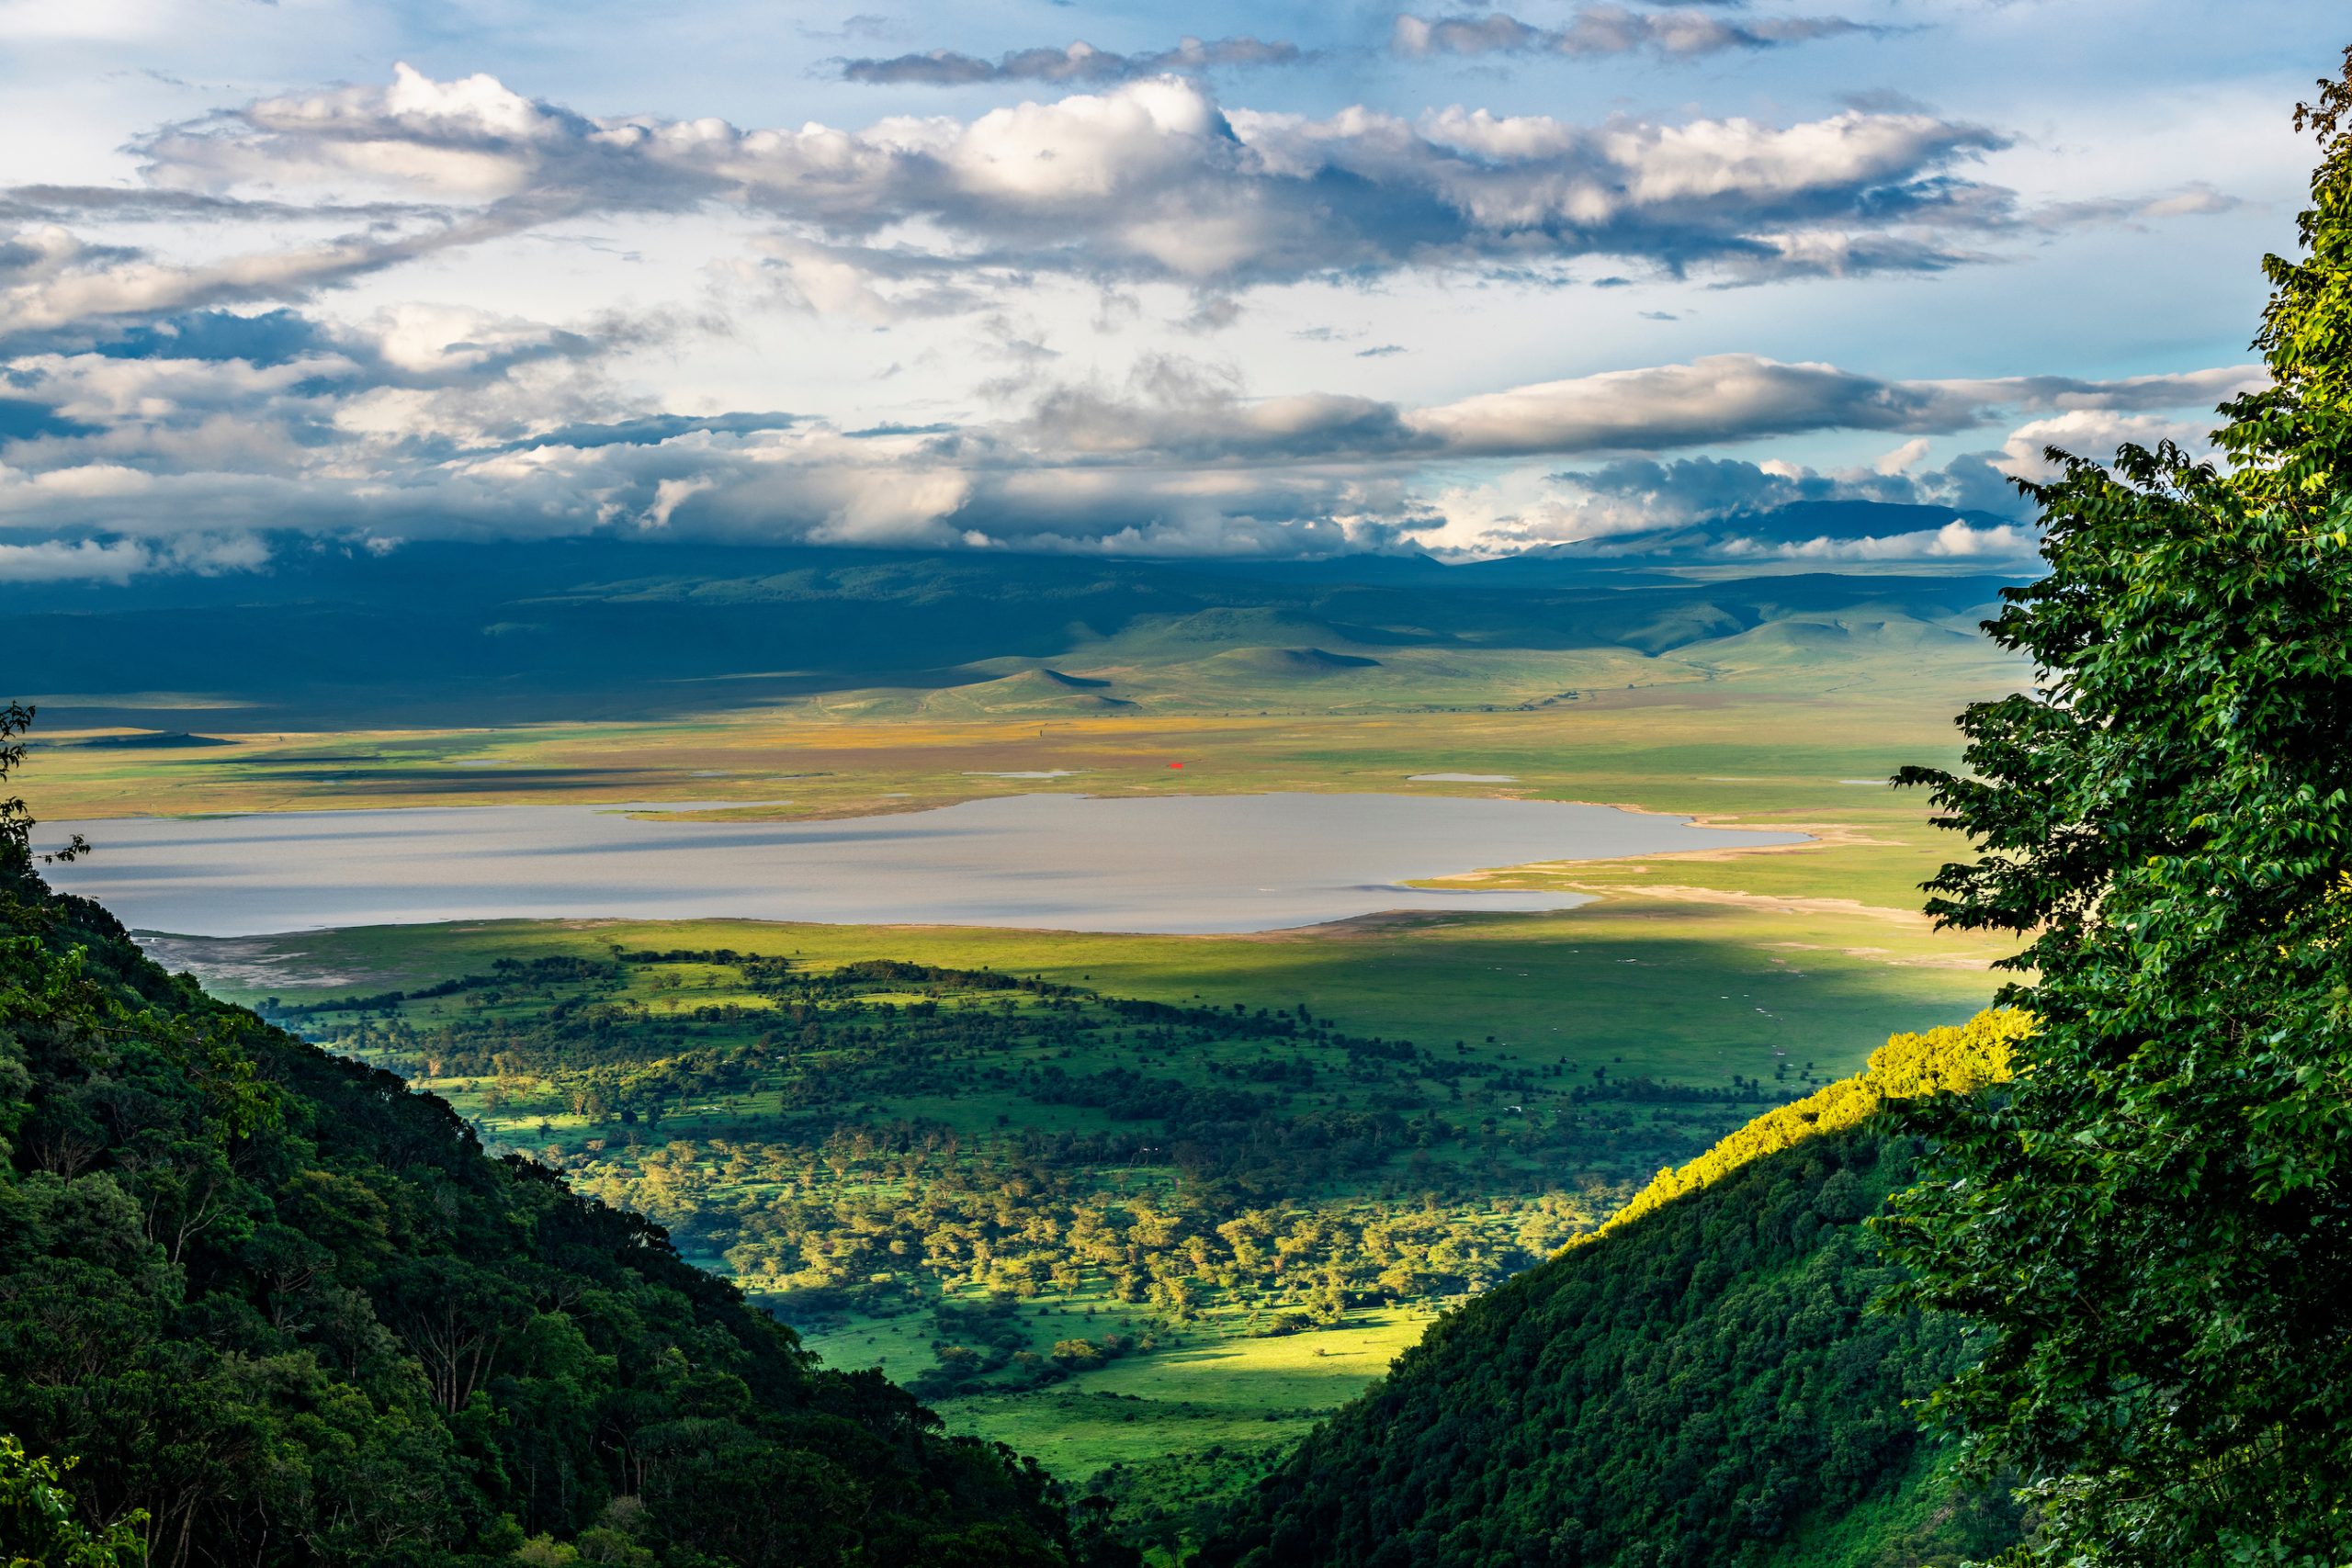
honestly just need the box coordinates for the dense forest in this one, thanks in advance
[282,948,1789,1371]
[1190,1017,2029,1568]
[0,710,1118,1567]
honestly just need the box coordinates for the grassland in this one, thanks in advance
[28,617,2013,837]
[163,892,2006,1097]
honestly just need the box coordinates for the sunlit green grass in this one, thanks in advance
[171,890,2001,1093]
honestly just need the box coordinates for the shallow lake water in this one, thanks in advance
[42,792,1802,937]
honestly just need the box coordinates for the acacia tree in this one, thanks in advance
[1878,50,2352,1564]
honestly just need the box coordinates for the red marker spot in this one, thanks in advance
[1169,761,1184,769]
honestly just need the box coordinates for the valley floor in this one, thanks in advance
[158,879,2004,1558]
[68,646,2022,1560]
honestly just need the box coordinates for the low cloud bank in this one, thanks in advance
[0,308,2255,568]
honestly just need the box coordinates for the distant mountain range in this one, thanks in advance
[6,502,2038,728]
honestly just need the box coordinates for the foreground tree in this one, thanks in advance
[0,1438,145,1568]
[1881,48,2352,1565]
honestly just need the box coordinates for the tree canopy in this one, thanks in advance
[1880,45,2352,1565]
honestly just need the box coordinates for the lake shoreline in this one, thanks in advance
[47,790,1804,940]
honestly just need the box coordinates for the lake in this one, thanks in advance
[40,792,1804,937]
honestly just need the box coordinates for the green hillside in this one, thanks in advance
[1189,1017,2031,1568]
[0,784,1106,1563]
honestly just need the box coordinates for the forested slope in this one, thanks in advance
[0,764,1101,1564]
[1191,1017,2029,1568]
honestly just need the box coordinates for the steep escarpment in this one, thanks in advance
[1191,1017,2030,1568]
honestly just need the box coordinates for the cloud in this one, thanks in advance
[0,300,670,491]
[640,474,714,530]
[1405,355,1984,457]
[1872,436,1930,474]
[2030,181,2243,229]
[0,537,152,582]
[1535,448,2026,531]
[1717,517,2037,561]
[0,532,266,582]
[0,248,2256,570]
[1392,6,1874,62]
[508,411,800,452]
[96,64,2034,319]
[840,36,1306,85]
[998,351,2017,471]
[745,235,987,322]
[1406,448,2049,559]
[0,211,528,339]
[1996,409,2217,481]
[1935,365,2265,414]
[1443,383,2250,559]
[1177,294,1243,333]
[0,63,2216,346]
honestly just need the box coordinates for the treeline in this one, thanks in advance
[1568,1010,2029,1254]
[904,1297,1146,1400]
[266,954,616,1017]
[325,957,1751,1199]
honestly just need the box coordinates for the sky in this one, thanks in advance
[0,0,2340,579]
